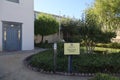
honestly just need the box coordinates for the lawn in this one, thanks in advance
[95,47,120,53]
[80,47,120,54]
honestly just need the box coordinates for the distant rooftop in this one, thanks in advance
[34,11,63,19]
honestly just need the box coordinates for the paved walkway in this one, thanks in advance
[0,49,90,80]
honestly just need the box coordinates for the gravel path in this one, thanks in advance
[0,49,90,80]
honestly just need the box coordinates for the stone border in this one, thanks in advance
[24,54,120,77]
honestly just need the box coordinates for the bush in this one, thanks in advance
[28,49,120,73]
[34,43,53,48]
[57,42,64,57]
[110,42,120,49]
[89,73,120,80]
[29,50,54,71]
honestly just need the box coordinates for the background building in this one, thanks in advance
[111,30,120,43]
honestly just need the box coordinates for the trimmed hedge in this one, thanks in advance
[35,43,53,48]
[89,73,120,80]
[28,49,120,73]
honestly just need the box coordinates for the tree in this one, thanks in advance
[60,12,116,54]
[79,11,116,53]
[92,0,120,31]
[61,17,81,42]
[35,13,59,43]
[80,0,119,53]
[79,12,100,53]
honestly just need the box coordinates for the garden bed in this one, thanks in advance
[25,49,120,74]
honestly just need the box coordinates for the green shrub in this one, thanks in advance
[29,50,54,71]
[28,49,120,73]
[110,42,120,49]
[34,43,53,48]
[57,42,64,57]
[89,73,120,80]
[29,42,120,73]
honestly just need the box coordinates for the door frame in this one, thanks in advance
[2,21,22,51]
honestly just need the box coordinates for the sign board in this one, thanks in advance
[54,43,57,50]
[64,43,80,55]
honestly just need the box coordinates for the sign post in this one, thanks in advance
[53,43,57,73]
[68,55,72,73]
[64,43,80,73]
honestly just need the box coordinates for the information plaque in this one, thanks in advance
[64,43,80,55]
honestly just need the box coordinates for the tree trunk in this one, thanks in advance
[91,42,95,54]
[85,40,89,54]
[85,45,88,53]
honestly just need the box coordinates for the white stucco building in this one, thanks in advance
[0,0,34,51]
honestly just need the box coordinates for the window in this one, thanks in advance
[7,0,19,3]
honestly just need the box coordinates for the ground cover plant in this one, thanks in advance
[89,73,120,80]
[28,43,120,73]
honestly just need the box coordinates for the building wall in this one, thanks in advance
[116,30,120,39]
[111,30,120,43]
[0,0,34,51]
[0,0,3,51]
[35,33,59,43]
[35,32,63,43]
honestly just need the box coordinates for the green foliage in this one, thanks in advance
[82,8,116,43]
[61,12,116,49]
[29,48,120,73]
[98,31,116,43]
[89,73,120,80]
[79,17,115,53]
[57,42,64,57]
[29,50,54,71]
[111,43,120,49]
[79,24,101,43]
[86,0,120,31]
[34,43,53,49]
[73,53,120,73]
[61,18,81,42]
[80,7,116,53]
[34,13,59,43]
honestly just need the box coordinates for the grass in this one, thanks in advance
[95,47,120,53]
[80,47,120,54]
[89,73,120,80]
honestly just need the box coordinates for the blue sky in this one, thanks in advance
[34,0,94,19]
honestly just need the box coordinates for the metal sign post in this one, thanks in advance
[68,55,72,73]
[53,43,57,73]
